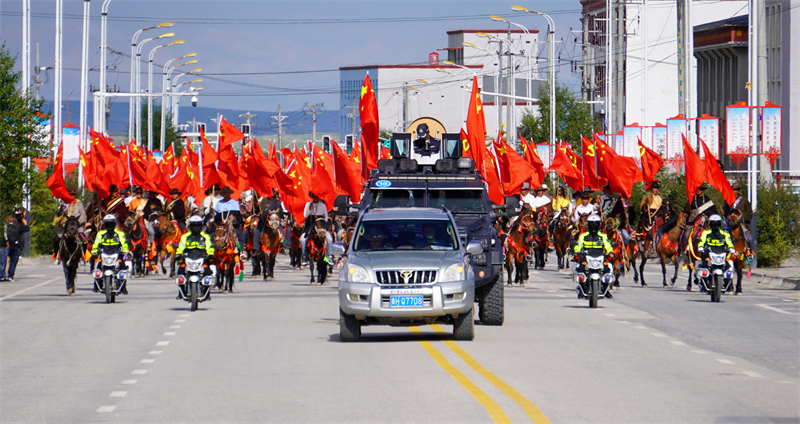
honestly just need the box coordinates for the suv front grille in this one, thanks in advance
[376,270,437,285]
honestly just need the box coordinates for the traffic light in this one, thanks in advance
[345,134,353,154]
[322,135,331,152]
[197,123,206,133]
[241,124,251,136]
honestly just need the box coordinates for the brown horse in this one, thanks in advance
[157,213,183,278]
[124,212,147,278]
[727,209,750,295]
[505,210,534,287]
[308,218,329,285]
[531,210,550,270]
[214,224,238,292]
[603,218,625,288]
[289,222,304,269]
[59,217,84,295]
[633,212,686,287]
[552,210,571,271]
[683,215,709,291]
[260,213,282,280]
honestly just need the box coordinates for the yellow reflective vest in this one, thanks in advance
[91,229,130,255]
[574,232,613,255]
[175,232,215,256]
[698,229,733,250]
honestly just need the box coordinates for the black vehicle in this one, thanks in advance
[573,251,614,308]
[697,245,734,303]
[176,249,215,311]
[334,132,519,325]
[92,246,129,304]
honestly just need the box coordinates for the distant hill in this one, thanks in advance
[42,101,341,140]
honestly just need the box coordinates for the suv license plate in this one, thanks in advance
[390,295,423,307]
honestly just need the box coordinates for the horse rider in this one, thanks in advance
[638,180,666,244]
[573,214,614,299]
[174,215,216,299]
[166,188,187,232]
[101,185,128,229]
[697,214,739,295]
[213,186,248,260]
[120,187,133,207]
[519,182,536,207]
[723,181,753,255]
[300,192,330,264]
[52,186,87,260]
[142,190,164,219]
[572,188,597,226]
[91,214,131,294]
[128,187,147,216]
[201,184,222,220]
[686,182,717,224]
[599,183,630,247]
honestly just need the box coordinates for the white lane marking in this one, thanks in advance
[175,319,186,323]
[547,290,555,293]
[776,381,796,384]
[617,320,629,323]
[782,299,793,302]
[121,380,137,385]
[179,314,190,317]
[755,304,799,315]
[604,313,616,317]
[132,370,147,375]
[555,294,566,298]
[156,341,169,346]
[634,326,648,330]
[148,351,162,355]
[742,371,764,378]
[96,406,116,413]
[670,341,687,346]
[169,325,180,329]
[0,278,60,302]
[716,359,735,365]
[110,391,127,397]
[651,333,668,338]
[141,359,155,364]
[26,274,46,277]
[692,350,711,354]
[163,332,176,336]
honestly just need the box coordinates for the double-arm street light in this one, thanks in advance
[134,32,173,144]
[491,15,534,108]
[171,71,202,128]
[129,22,173,141]
[463,41,503,136]
[512,5,556,155]
[172,85,202,131]
[477,31,518,144]
[147,40,184,151]
[161,55,198,149]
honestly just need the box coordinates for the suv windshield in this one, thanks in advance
[369,189,426,208]
[354,219,458,252]
[429,190,485,212]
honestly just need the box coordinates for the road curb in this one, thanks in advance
[750,271,800,291]
[17,256,58,267]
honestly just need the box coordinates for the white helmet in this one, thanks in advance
[587,214,601,232]
[187,215,204,232]
[709,214,723,230]
[102,214,116,229]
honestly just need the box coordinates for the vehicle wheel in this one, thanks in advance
[589,278,599,309]
[453,307,474,341]
[105,276,113,304]
[191,282,199,311]
[478,274,504,325]
[339,309,360,342]
[712,275,721,303]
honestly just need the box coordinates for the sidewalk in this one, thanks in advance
[747,257,800,290]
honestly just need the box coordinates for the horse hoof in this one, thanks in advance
[506,283,512,287]
[641,283,647,287]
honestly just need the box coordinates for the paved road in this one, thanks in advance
[1,254,798,423]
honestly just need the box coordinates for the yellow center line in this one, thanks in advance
[430,324,553,424]
[409,326,512,424]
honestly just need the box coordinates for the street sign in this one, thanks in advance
[725,104,751,157]
[698,116,720,159]
[666,117,687,161]
[651,125,667,157]
[761,104,782,157]
[623,126,643,165]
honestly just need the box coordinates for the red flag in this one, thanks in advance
[243,139,277,197]
[145,151,171,198]
[581,136,606,190]
[638,139,664,190]
[127,140,147,188]
[359,74,379,176]
[79,147,96,193]
[218,116,244,152]
[379,144,391,160]
[550,142,582,191]
[701,138,735,205]
[465,76,487,176]
[162,145,177,178]
[682,134,706,200]
[331,140,364,203]
[88,128,118,175]
[483,146,504,205]
[493,134,537,195]
[519,135,545,188]
[275,157,311,224]
[308,144,336,210]
[45,142,75,203]
[593,136,640,199]
[184,137,199,165]
[199,127,220,190]
[217,140,241,198]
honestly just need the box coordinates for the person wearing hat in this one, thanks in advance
[52,186,87,260]
[101,185,128,229]
[361,226,392,250]
[201,184,222,219]
[412,123,441,157]
[166,188,187,232]
[552,186,571,214]
[1,208,29,282]
[519,182,536,207]
[142,190,163,219]
[722,181,753,253]
[685,182,717,224]
[599,183,631,247]
[572,188,598,224]
[213,186,248,259]
[300,192,330,263]
[531,184,553,214]
[638,180,667,243]
[128,187,148,217]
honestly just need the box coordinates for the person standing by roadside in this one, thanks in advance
[2,208,30,281]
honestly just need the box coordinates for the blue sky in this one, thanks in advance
[1,0,583,119]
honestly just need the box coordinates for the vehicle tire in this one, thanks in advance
[339,308,360,342]
[104,276,113,304]
[589,278,599,309]
[478,274,504,325]
[712,275,721,303]
[453,307,475,341]
[191,281,199,311]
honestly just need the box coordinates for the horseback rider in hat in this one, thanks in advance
[722,181,753,254]
[213,186,248,260]
[101,185,128,229]
[300,192,332,264]
[52,186,87,260]
[166,188,187,232]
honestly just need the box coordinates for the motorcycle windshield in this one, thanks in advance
[184,249,206,260]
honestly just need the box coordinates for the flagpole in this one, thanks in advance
[593,133,599,189]
[127,144,133,187]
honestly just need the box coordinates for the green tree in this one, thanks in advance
[137,101,182,152]
[518,83,600,152]
[0,42,47,218]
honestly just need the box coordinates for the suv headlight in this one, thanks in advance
[441,262,466,282]
[346,264,371,283]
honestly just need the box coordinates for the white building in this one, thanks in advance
[340,29,541,147]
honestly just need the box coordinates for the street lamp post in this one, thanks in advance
[135,32,173,145]
[98,0,112,135]
[161,55,197,149]
[173,86,202,130]
[464,41,502,138]
[129,22,173,142]
[492,15,533,108]
[148,40,184,151]
[478,32,516,145]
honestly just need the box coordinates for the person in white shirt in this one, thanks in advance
[530,184,552,212]
[300,192,332,263]
[519,182,536,207]
[572,188,598,224]
[202,184,222,219]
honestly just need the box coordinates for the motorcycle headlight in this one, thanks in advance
[441,262,466,283]
[185,258,204,272]
[586,256,604,269]
[101,253,117,267]
[346,264,370,283]
[709,253,726,266]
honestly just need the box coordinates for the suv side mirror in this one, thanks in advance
[332,195,352,216]
[503,195,521,217]
[466,240,483,255]
[330,242,347,258]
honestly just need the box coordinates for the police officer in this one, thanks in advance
[573,214,614,299]
[174,216,216,298]
[91,215,131,294]
[697,214,739,294]
[413,123,441,157]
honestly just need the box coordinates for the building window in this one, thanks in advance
[766,3,782,105]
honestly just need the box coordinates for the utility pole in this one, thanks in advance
[351,97,358,140]
[239,111,257,143]
[505,28,516,148]
[303,102,323,145]
[402,83,409,130]
[271,105,287,148]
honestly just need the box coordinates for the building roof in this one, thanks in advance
[694,14,748,49]
[694,14,748,33]
[340,64,483,71]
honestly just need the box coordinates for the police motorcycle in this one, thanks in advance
[92,215,131,304]
[175,216,216,311]
[696,215,735,303]
[572,215,615,309]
